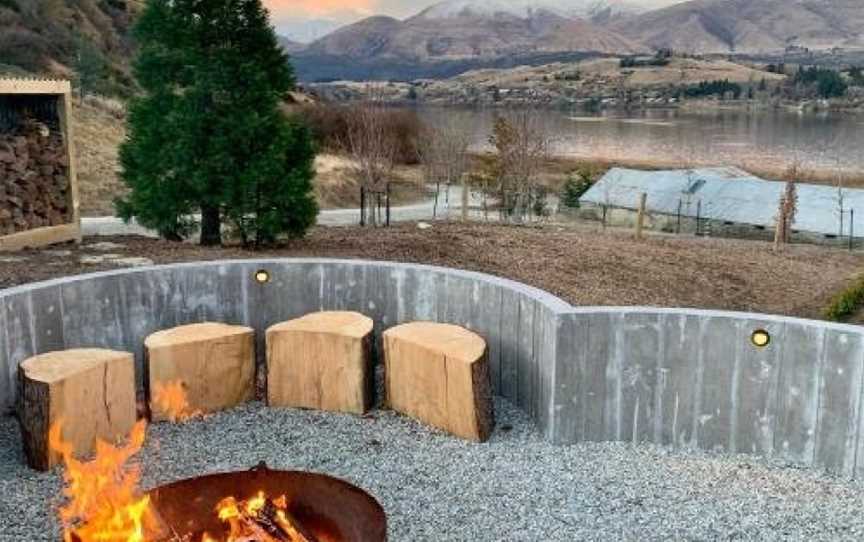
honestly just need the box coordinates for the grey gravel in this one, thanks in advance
[2,399,864,541]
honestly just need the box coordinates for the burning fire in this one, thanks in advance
[206,492,314,542]
[50,419,316,542]
[152,381,203,422]
[49,419,159,542]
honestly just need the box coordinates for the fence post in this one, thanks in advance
[386,183,391,227]
[635,192,648,240]
[676,199,682,234]
[850,208,855,251]
[360,186,366,227]
[696,200,702,236]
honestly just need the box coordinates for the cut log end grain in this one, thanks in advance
[0,117,72,236]
[17,348,137,471]
[384,322,495,442]
[267,311,374,415]
[145,322,255,422]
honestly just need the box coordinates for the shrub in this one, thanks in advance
[823,275,864,322]
[684,79,742,99]
[297,105,423,165]
[794,66,848,99]
[561,170,594,208]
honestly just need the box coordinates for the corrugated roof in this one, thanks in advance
[580,167,859,236]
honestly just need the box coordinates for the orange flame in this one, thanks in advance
[209,491,310,542]
[152,381,202,422]
[49,419,159,542]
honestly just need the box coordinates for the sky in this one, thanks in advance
[264,0,682,42]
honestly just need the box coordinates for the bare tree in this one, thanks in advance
[774,163,800,250]
[342,88,398,226]
[487,109,552,223]
[418,114,473,220]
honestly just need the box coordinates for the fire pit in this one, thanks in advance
[50,419,385,542]
[148,463,386,542]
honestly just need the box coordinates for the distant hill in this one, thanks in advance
[277,36,305,54]
[415,0,647,23]
[0,0,141,92]
[609,0,864,54]
[293,2,646,81]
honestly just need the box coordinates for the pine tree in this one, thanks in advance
[117,0,318,246]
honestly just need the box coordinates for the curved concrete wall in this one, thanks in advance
[1,259,863,476]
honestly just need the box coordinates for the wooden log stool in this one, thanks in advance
[145,322,255,422]
[383,322,495,442]
[266,311,374,414]
[18,348,137,471]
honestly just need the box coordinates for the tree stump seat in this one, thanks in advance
[145,322,255,422]
[383,322,495,442]
[18,348,137,471]
[266,311,374,414]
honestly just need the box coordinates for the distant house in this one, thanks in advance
[578,167,859,243]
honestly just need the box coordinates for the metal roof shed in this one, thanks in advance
[580,167,859,237]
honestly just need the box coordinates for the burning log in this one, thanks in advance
[214,493,319,542]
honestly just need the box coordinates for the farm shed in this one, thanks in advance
[579,167,860,242]
[0,78,80,251]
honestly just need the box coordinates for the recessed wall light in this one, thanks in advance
[751,329,771,348]
[254,269,271,284]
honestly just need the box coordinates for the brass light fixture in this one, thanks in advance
[254,269,271,284]
[751,329,771,348]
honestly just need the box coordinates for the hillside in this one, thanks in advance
[311,56,786,106]
[609,0,864,54]
[0,0,142,92]
[293,4,646,81]
[277,36,305,54]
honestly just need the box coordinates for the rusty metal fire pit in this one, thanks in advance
[147,464,386,542]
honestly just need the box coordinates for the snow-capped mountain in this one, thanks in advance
[412,0,657,23]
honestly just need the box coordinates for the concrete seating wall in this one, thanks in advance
[0,259,862,476]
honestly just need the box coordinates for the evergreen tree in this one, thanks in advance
[117,0,318,246]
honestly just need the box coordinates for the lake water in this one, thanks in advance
[415,107,864,176]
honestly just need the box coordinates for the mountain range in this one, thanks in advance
[290,0,864,81]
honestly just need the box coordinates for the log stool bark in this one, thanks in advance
[18,348,137,471]
[383,322,494,442]
[266,311,374,414]
[145,322,255,422]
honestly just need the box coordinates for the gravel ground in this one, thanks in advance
[2,399,864,541]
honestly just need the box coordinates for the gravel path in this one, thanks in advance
[2,399,864,541]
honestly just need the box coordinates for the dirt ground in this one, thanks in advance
[1,223,861,321]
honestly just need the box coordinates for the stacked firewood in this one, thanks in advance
[0,117,71,235]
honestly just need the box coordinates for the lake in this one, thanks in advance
[414,106,864,177]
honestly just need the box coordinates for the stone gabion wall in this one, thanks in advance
[1,259,863,476]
